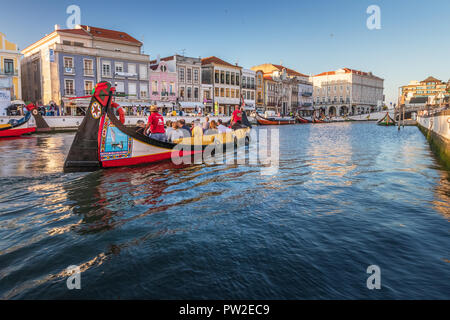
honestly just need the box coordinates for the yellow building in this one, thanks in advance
[0,32,21,100]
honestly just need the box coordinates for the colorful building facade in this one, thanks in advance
[0,32,21,115]
[149,58,177,114]
[202,56,242,116]
[400,76,449,107]
[21,25,150,115]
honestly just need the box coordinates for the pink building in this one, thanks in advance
[149,59,177,114]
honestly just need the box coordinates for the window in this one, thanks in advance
[4,59,14,74]
[180,87,185,98]
[220,71,225,84]
[115,62,123,74]
[194,87,199,99]
[128,83,137,96]
[251,91,255,100]
[226,88,230,98]
[161,81,167,95]
[235,74,240,86]
[139,64,147,80]
[187,87,192,99]
[169,82,174,94]
[187,68,192,82]
[179,68,185,82]
[84,80,94,95]
[84,59,93,76]
[115,82,125,94]
[102,62,111,77]
[194,69,199,83]
[152,81,158,94]
[235,89,239,97]
[242,76,246,88]
[140,83,148,98]
[128,64,136,75]
[64,57,74,74]
[64,79,74,95]
[64,57,73,68]
[231,89,235,98]
[220,88,224,97]
[215,71,220,83]
[226,72,230,85]
[215,87,219,97]
[231,73,235,85]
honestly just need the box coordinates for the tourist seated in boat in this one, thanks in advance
[218,119,232,133]
[192,120,203,137]
[205,120,218,135]
[202,116,210,133]
[167,121,184,142]
[145,105,166,141]
[135,120,146,135]
[178,119,192,137]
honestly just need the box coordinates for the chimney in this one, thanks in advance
[54,24,60,31]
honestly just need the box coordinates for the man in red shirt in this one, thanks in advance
[145,105,166,141]
[231,106,243,125]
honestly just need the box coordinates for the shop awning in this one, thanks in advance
[180,102,204,109]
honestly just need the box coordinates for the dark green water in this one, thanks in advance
[0,123,449,299]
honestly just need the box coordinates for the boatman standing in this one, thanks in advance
[231,105,243,126]
[145,105,166,141]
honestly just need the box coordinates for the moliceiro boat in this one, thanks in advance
[64,82,251,172]
[377,112,396,126]
[296,116,311,123]
[0,104,50,138]
[255,113,296,125]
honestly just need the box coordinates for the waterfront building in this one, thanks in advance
[400,76,449,108]
[21,25,150,115]
[149,57,177,115]
[241,69,256,110]
[312,68,384,116]
[251,63,311,115]
[0,32,21,116]
[255,70,264,110]
[201,56,242,116]
[201,83,213,114]
[160,55,203,114]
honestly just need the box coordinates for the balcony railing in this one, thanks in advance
[301,92,313,97]
[64,67,75,75]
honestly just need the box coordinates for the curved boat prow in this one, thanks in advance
[64,82,112,172]
[26,104,51,132]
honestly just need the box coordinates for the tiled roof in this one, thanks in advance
[314,68,381,79]
[201,56,240,68]
[80,25,142,45]
[422,76,441,83]
[263,74,274,81]
[272,64,308,77]
[149,56,174,64]
[58,29,91,36]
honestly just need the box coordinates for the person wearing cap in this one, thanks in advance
[145,105,166,141]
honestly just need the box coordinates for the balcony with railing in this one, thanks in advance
[301,91,313,97]
[64,67,75,75]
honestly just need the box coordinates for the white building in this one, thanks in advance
[312,68,384,116]
[241,69,256,110]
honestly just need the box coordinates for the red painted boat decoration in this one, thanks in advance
[255,113,296,125]
[64,82,251,172]
[0,104,50,138]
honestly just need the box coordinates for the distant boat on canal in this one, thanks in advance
[377,112,396,126]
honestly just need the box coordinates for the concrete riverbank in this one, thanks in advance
[417,109,450,168]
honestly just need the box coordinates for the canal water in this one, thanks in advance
[0,123,449,299]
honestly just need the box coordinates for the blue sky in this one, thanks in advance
[1,0,450,103]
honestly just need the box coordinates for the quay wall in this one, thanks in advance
[417,110,450,168]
